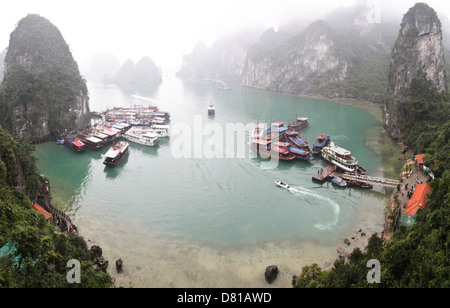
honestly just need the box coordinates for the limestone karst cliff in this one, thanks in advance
[0,14,90,142]
[177,1,398,103]
[112,56,162,84]
[242,20,349,95]
[383,3,448,141]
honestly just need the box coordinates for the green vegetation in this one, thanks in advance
[0,125,113,287]
[295,74,450,289]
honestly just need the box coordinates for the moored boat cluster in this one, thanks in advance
[251,117,369,188]
[58,105,171,167]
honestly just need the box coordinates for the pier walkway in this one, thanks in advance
[312,164,400,188]
[341,173,400,188]
[36,178,78,234]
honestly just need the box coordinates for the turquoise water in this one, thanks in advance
[34,77,398,287]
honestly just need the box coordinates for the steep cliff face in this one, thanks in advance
[0,14,90,142]
[177,2,397,102]
[0,49,6,82]
[176,30,261,82]
[242,21,349,94]
[384,3,448,140]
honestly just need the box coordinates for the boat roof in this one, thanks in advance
[325,145,351,156]
[112,124,126,130]
[72,140,85,147]
[100,129,120,136]
[152,125,170,129]
[94,133,109,139]
[297,117,309,121]
[104,142,128,158]
[271,122,285,126]
[271,146,290,155]
[143,133,158,138]
[267,126,288,133]
[289,147,308,155]
[86,136,103,144]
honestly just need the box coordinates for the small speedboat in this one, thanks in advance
[275,180,290,190]
[331,176,347,187]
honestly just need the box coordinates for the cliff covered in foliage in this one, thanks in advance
[383,3,448,141]
[0,14,90,142]
[295,3,450,289]
[0,126,113,287]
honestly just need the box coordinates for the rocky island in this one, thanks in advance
[0,14,90,143]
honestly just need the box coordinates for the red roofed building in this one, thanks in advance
[32,204,53,222]
[404,184,432,216]
[415,154,425,171]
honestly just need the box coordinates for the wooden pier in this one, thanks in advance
[312,164,339,183]
[312,163,400,188]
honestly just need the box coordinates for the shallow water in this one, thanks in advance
[34,77,402,287]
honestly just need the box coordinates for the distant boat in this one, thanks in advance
[275,180,290,190]
[208,104,215,115]
[288,117,309,131]
[103,141,129,167]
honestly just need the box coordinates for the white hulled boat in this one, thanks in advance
[123,127,160,146]
[321,143,359,173]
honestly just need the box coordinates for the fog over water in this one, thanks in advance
[2,0,450,70]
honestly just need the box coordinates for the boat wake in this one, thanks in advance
[289,186,340,231]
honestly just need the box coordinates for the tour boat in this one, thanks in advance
[284,130,310,151]
[103,141,129,167]
[267,122,288,140]
[321,144,360,173]
[208,104,215,115]
[123,127,160,147]
[64,137,86,152]
[288,117,309,131]
[312,134,331,154]
[331,176,347,187]
[80,136,107,150]
[289,147,314,161]
[275,180,290,190]
[147,125,170,138]
[249,139,295,161]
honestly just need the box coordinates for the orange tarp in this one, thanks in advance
[415,154,425,165]
[404,184,432,216]
[32,204,53,221]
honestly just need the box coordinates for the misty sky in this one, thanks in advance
[1,0,450,70]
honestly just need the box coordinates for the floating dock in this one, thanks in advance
[312,164,338,183]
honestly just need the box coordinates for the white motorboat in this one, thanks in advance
[275,180,290,190]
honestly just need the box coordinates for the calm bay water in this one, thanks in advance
[34,77,402,287]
